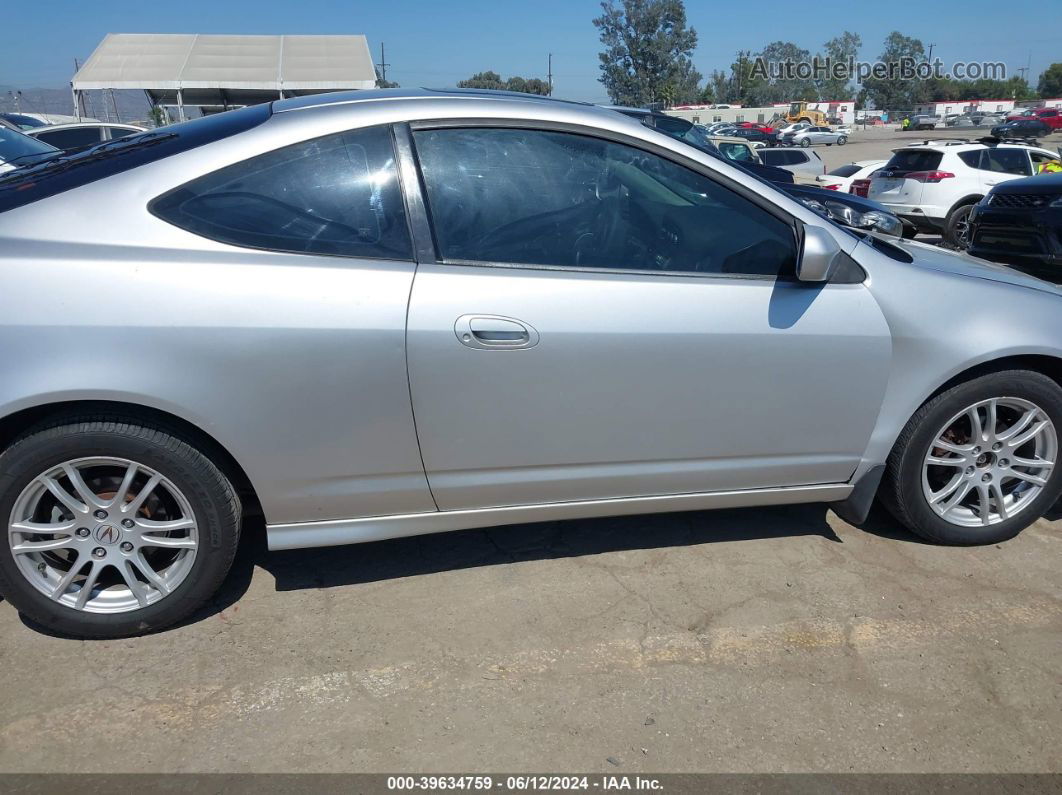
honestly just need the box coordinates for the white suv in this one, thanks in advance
[867,140,1061,246]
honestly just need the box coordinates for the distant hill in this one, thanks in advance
[1,86,152,124]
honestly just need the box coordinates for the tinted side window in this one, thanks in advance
[983,149,1031,175]
[152,125,411,260]
[36,127,104,150]
[414,127,795,277]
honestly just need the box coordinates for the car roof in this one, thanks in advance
[891,140,1050,154]
[276,87,594,114]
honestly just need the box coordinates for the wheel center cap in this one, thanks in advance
[93,524,121,545]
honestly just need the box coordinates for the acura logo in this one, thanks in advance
[93,524,120,545]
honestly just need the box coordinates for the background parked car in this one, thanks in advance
[782,182,904,237]
[0,124,61,173]
[774,121,810,142]
[785,126,848,148]
[0,113,49,131]
[27,122,146,154]
[967,173,1062,282]
[867,139,1060,247]
[759,147,825,181]
[722,127,774,147]
[990,119,1051,140]
[1005,108,1062,130]
[816,159,888,192]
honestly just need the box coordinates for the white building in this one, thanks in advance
[913,98,1015,117]
[665,105,785,125]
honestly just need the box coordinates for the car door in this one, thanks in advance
[404,124,892,511]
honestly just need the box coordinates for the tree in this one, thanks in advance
[1038,63,1062,99]
[456,72,551,95]
[861,31,925,110]
[753,41,813,105]
[457,71,506,91]
[375,67,399,89]
[593,0,702,106]
[148,104,167,128]
[505,77,551,96]
[815,32,861,101]
[708,70,731,104]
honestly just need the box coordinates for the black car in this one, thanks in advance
[990,119,1051,140]
[724,127,775,146]
[968,173,1062,282]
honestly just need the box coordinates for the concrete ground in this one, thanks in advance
[0,501,1059,773]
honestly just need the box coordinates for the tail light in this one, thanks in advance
[905,171,955,183]
[850,179,870,197]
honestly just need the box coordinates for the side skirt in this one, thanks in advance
[266,483,853,551]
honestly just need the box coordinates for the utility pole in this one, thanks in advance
[377,42,390,85]
[547,53,553,96]
[927,43,935,63]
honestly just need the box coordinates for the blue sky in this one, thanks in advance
[3,0,1058,103]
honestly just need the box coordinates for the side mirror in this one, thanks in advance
[797,225,843,282]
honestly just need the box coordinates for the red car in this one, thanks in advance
[738,122,776,134]
[1005,108,1062,129]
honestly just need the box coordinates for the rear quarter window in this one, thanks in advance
[151,125,412,261]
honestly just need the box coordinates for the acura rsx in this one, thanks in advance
[0,89,1060,637]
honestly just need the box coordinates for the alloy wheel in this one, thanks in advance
[922,397,1057,527]
[7,457,198,613]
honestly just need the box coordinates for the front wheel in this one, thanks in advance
[800,138,811,148]
[0,417,241,638]
[882,371,1062,545]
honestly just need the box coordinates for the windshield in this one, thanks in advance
[0,126,60,166]
[884,150,943,173]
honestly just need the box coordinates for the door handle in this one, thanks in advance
[454,315,540,350]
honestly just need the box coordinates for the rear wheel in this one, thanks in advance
[0,417,241,638]
[943,202,977,248]
[882,371,1062,545]
[837,136,847,145]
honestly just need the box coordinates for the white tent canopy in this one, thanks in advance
[72,33,377,119]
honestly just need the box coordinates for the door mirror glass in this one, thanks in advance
[797,225,843,282]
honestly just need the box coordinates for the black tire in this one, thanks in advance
[0,415,241,638]
[800,138,811,148]
[943,202,977,249]
[881,370,1062,545]
[837,136,847,145]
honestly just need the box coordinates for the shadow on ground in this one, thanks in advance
[180,502,843,629]
[21,495,1060,637]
